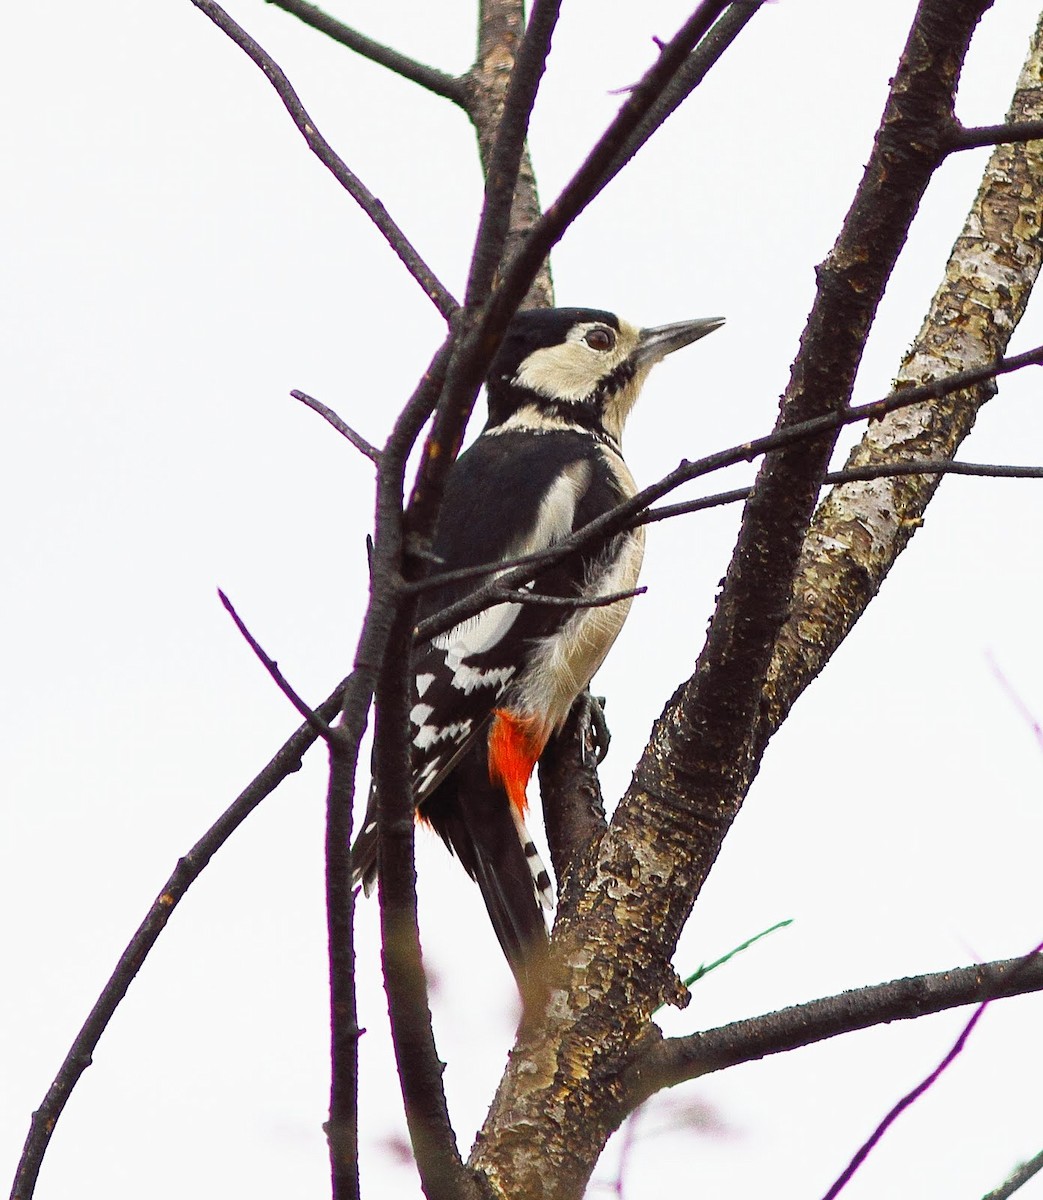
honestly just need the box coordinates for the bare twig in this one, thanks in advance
[987,656,1043,754]
[603,2,768,181]
[948,118,1043,150]
[293,389,381,464]
[642,458,1043,526]
[626,952,1043,1105]
[218,589,332,739]
[263,0,467,104]
[9,677,351,1200]
[189,0,458,319]
[488,0,735,328]
[982,1148,1043,1200]
[490,584,647,610]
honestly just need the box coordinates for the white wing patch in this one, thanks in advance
[434,599,520,668]
[521,461,591,555]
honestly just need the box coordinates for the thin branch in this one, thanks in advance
[488,0,734,327]
[373,603,484,1200]
[354,335,481,1198]
[626,952,1043,1106]
[413,344,1043,640]
[537,694,610,891]
[988,655,1043,754]
[948,118,1043,150]
[218,589,332,739]
[821,942,1043,1200]
[325,728,362,1200]
[263,0,467,104]
[409,452,1043,598]
[490,584,647,610]
[824,1010,990,1198]
[189,0,459,319]
[982,1148,1043,1200]
[9,677,351,1200]
[293,389,381,464]
[603,2,768,182]
[642,458,1043,526]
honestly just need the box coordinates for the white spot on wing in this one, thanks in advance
[413,716,474,752]
[410,702,434,729]
[415,673,435,697]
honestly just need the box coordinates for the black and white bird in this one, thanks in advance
[351,306,723,989]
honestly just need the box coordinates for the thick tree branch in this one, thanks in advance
[472,6,999,1197]
[762,10,1043,744]
[624,954,1043,1105]
[263,0,468,104]
[189,0,458,319]
[464,0,561,307]
[464,0,554,308]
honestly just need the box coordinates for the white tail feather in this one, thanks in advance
[509,807,555,910]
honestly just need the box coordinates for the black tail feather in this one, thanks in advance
[422,748,549,993]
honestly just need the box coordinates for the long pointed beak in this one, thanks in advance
[634,316,725,368]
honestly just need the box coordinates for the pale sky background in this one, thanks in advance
[4,2,1043,1198]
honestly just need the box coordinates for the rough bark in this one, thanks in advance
[761,14,1043,735]
[464,0,554,308]
[469,4,1017,1197]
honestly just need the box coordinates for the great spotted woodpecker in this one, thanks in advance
[351,307,723,988]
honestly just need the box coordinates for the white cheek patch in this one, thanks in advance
[514,337,628,403]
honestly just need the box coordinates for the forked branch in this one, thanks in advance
[190,0,458,318]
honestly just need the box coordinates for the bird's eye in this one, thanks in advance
[584,327,615,352]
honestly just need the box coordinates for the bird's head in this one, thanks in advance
[485,307,724,444]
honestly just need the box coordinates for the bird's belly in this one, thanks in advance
[513,526,645,736]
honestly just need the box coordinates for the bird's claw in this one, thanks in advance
[580,692,611,765]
